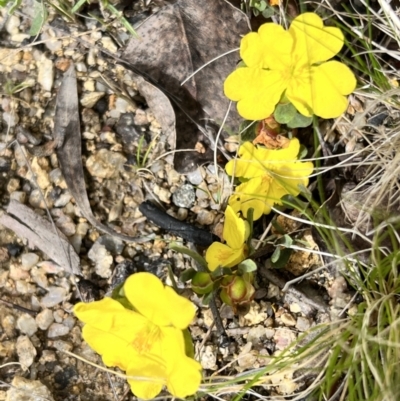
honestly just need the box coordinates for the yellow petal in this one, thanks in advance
[81,325,133,370]
[167,357,202,398]
[258,23,293,70]
[206,242,246,271]
[289,12,344,65]
[124,272,195,329]
[226,139,301,179]
[164,286,196,330]
[224,67,286,121]
[234,177,273,220]
[126,357,166,400]
[240,32,265,68]
[124,272,171,326]
[310,61,356,118]
[223,205,249,248]
[74,298,125,330]
[162,327,202,398]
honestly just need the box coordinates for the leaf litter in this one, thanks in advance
[0,0,399,400]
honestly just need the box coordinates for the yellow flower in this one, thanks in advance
[74,272,201,400]
[226,138,313,220]
[224,12,356,120]
[206,206,249,271]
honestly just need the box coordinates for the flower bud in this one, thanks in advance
[191,272,214,295]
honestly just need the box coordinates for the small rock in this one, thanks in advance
[9,264,30,280]
[39,350,56,364]
[3,112,19,127]
[5,15,20,35]
[296,316,311,332]
[273,328,297,350]
[80,92,105,108]
[55,214,76,236]
[153,184,171,203]
[101,36,117,53]
[40,286,67,308]
[96,235,124,254]
[237,342,258,371]
[196,210,215,225]
[172,184,195,208]
[86,149,127,179]
[41,29,62,52]
[176,207,188,221]
[109,97,129,119]
[2,315,17,338]
[198,344,217,370]
[21,253,39,270]
[133,109,148,125]
[186,167,204,185]
[47,323,70,338]
[15,281,36,295]
[10,191,26,203]
[5,376,54,401]
[29,189,54,209]
[0,48,22,67]
[16,335,37,368]
[7,178,20,193]
[27,158,50,189]
[17,314,38,336]
[88,242,113,278]
[247,325,267,345]
[36,308,54,330]
[37,54,54,91]
[30,267,49,289]
[53,191,72,207]
[280,313,297,327]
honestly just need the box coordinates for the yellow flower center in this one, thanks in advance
[132,322,163,354]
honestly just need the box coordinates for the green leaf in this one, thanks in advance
[256,0,267,11]
[274,103,297,124]
[71,0,87,14]
[180,267,197,282]
[280,234,293,248]
[262,7,275,18]
[29,0,47,36]
[202,291,214,306]
[169,242,208,270]
[298,144,308,159]
[271,248,292,268]
[238,259,257,274]
[271,247,280,263]
[287,113,313,128]
[211,266,233,279]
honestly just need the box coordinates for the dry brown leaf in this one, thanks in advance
[122,0,250,172]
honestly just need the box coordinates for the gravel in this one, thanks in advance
[0,4,354,400]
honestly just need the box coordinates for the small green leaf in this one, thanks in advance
[180,267,197,282]
[29,0,47,36]
[202,291,214,306]
[211,266,233,279]
[274,103,297,124]
[271,247,280,263]
[298,144,308,159]
[287,113,313,128]
[271,248,292,268]
[237,259,257,274]
[169,242,208,270]
[280,234,293,248]
[262,7,275,18]
[256,0,267,11]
